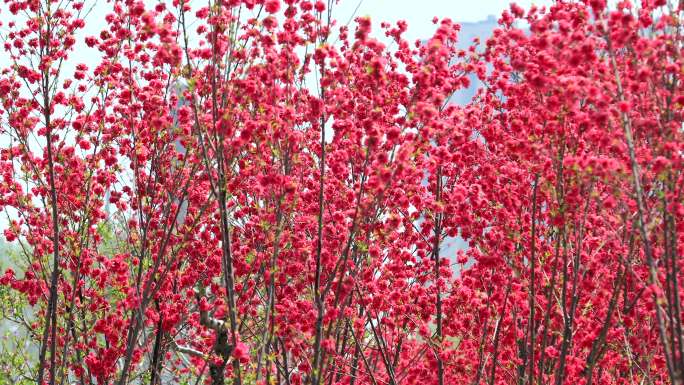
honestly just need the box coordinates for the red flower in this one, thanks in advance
[265,0,280,13]
[233,342,250,363]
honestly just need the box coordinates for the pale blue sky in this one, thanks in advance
[332,0,554,43]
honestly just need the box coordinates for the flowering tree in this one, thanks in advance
[459,1,684,384]
[0,0,682,385]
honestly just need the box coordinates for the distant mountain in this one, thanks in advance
[457,15,498,49]
[441,16,499,258]
[449,15,498,106]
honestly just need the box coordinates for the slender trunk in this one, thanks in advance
[311,87,327,385]
[538,140,566,385]
[585,267,624,385]
[150,301,165,385]
[528,175,539,385]
[489,280,513,385]
[433,166,444,385]
[37,2,61,383]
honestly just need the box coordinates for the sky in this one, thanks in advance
[331,0,555,43]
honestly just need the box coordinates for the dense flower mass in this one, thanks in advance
[0,0,683,385]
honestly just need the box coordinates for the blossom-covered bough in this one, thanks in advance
[0,0,682,385]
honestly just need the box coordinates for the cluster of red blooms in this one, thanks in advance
[0,0,683,384]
